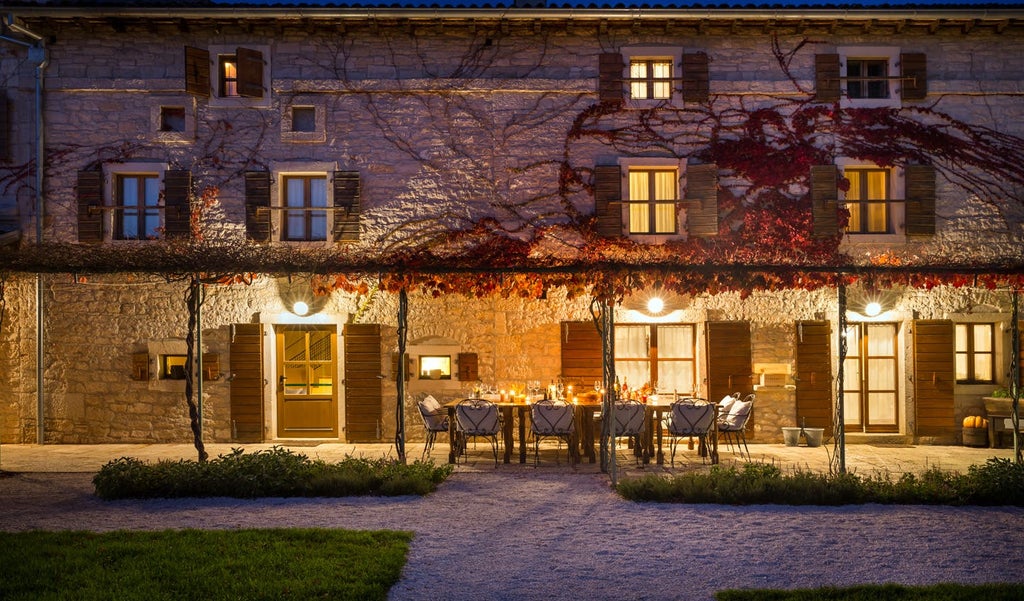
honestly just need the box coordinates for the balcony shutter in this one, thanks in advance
[184,46,210,98]
[900,53,927,101]
[795,320,833,436]
[230,323,264,442]
[905,163,936,237]
[706,320,754,432]
[244,171,271,242]
[344,323,384,442]
[594,165,622,237]
[685,163,718,238]
[598,52,624,103]
[332,171,361,243]
[914,319,955,438]
[236,47,264,99]
[163,169,191,240]
[810,165,839,238]
[815,54,841,103]
[681,52,709,103]
[77,170,104,244]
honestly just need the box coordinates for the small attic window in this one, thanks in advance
[159,107,186,132]
[292,106,316,132]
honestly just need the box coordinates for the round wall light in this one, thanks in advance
[864,301,882,317]
[292,301,310,316]
[647,296,665,314]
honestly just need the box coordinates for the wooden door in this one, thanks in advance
[914,319,955,437]
[229,323,264,442]
[795,320,833,435]
[706,320,753,402]
[844,323,900,432]
[276,326,338,438]
[344,323,384,442]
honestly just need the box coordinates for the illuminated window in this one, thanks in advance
[955,323,995,384]
[845,168,890,234]
[161,355,187,380]
[116,174,161,240]
[614,324,696,394]
[282,175,328,241]
[630,59,673,100]
[419,356,452,380]
[628,168,677,234]
[847,59,890,99]
[219,55,238,97]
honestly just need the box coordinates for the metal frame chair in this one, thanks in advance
[455,398,502,467]
[611,399,647,465]
[666,400,716,466]
[530,399,576,466]
[417,395,449,460]
[717,394,754,458]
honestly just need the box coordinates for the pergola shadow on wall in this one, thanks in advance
[2,242,1022,474]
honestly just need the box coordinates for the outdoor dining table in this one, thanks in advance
[444,396,541,465]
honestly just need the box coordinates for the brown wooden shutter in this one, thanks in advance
[230,323,264,442]
[236,47,264,98]
[706,321,754,431]
[244,171,271,242]
[594,165,622,237]
[810,165,839,238]
[598,52,624,103]
[77,170,104,244]
[163,169,191,240]
[795,320,833,436]
[344,323,384,442]
[815,54,841,103]
[685,163,718,238]
[900,53,927,101]
[332,171,360,243]
[905,163,936,237]
[184,46,210,98]
[131,352,150,381]
[0,92,8,162]
[681,52,709,103]
[560,321,603,389]
[457,352,479,381]
[202,353,220,381]
[390,352,412,382]
[914,319,955,438]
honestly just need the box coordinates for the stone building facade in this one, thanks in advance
[1,3,1023,449]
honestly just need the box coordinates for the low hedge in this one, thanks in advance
[93,446,454,500]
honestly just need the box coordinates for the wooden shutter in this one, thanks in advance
[202,353,220,381]
[332,171,360,243]
[681,52,709,103]
[815,54,841,103]
[131,352,150,381]
[594,165,622,237]
[905,164,936,237]
[706,321,754,430]
[390,352,411,382]
[560,321,603,388]
[230,323,264,442]
[795,320,833,436]
[900,53,927,101]
[344,323,384,442]
[810,165,839,238]
[0,92,8,162]
[163,169,191,240]
[685,163,718,238]
[458,352,479,381]
[598,52,624,103]
[236,47,264,98]
[914,319,955,438]
[77,170,103,244]
[184,46,210,98]
[244,171,271,242]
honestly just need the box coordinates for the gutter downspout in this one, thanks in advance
[5,15,47,443]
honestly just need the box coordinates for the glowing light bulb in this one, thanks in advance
[293,301,309,316]
[647,297,665,314]
[864,301,882,317]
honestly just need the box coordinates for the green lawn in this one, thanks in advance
[0,528,411,601]
[717,583,1024,600]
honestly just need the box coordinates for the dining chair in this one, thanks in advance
[417,395,450,460]
[455,398,502,466]
[666,400,716,466]
[530,399,576,466]
[718,394,754,458]
[611,399,647,465]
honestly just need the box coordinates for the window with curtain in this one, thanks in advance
[629,59,673,100]
[283,175,328,241]
[116,174,161,240]
[614,324,696,394]
[955,323,995,384]
[845,168,890,234]
[628,168,677,234]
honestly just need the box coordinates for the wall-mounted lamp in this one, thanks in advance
[647,296,665,314]
[864,301,882,317]
[292,301,309,316]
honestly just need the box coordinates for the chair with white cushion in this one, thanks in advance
[455,398,502,467]
[717,394,754,458]
[530,399,577,466]
[666,401,716,466]
[611,399,647,465]
[417,394,450,460]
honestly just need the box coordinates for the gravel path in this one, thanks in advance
[2,470,1023,600]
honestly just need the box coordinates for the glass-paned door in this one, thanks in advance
[842,323,899,432]
[614,324,696,394]
[276,326,338,438]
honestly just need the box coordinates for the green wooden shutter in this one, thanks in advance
[236,47,264,99]
[163,169,191,240]
[77,170,104,244]
[244,171,271,242]
[914,319,955,438]
[332,171,361,243]
[795,320,833,436]
[598,53,624,103]
[230,323,265,442]
[900,53,927,101]
[344,323,384,442]
[184,46,210,98]
[560,321,603,389]
[811,165,839,238]
[681,52,709,103]
[594,165,622,238]
[815,54,840,103]
[905,164,936,237]
[685,163,718,238]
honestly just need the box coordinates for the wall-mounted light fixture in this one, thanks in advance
[292,301,309,316]
[646,296,665,314]
[864,301,882,317]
